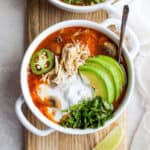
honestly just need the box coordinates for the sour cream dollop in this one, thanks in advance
[37,74,93,121]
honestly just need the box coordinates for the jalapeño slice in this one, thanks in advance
[30,49,54,75]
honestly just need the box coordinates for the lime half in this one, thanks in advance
[93,125,124,150]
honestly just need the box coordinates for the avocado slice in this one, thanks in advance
[97,55,126,87]
[79,65,115,103]
[85,62,116,103]
[86,57,121,100]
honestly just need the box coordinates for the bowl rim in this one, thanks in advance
[21,20,134,135]
[48,0,114,13]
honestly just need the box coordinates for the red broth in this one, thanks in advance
[28,27,128,122]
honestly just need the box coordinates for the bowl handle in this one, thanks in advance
[107,0,133,8]
[15,95,55,136]
[101,18,140,60]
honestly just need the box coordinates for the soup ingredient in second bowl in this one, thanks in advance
[62,0,106,5]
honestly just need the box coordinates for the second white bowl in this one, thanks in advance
[48,0,114,13]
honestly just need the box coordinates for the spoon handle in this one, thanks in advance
[118,5,129,62]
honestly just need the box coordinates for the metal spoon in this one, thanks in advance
[118,5,129,63]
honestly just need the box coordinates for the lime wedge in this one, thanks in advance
[93,125,124,150]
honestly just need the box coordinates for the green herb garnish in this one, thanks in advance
[60,96,114,129]
[63,0,106,5]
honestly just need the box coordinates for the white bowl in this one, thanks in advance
[16,20,136,136]
[48,0,114,13]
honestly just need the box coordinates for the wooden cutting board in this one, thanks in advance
[25,0,127,149]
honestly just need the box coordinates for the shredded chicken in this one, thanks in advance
[42,41,90,86]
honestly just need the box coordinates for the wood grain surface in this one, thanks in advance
[25,0,127,149]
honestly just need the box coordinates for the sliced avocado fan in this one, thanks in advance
[79,55,126,103]
[79,65,114,103]
[86,56,126,100]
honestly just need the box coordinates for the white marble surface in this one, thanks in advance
[0,0,145,149]
[0,0,26,149]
